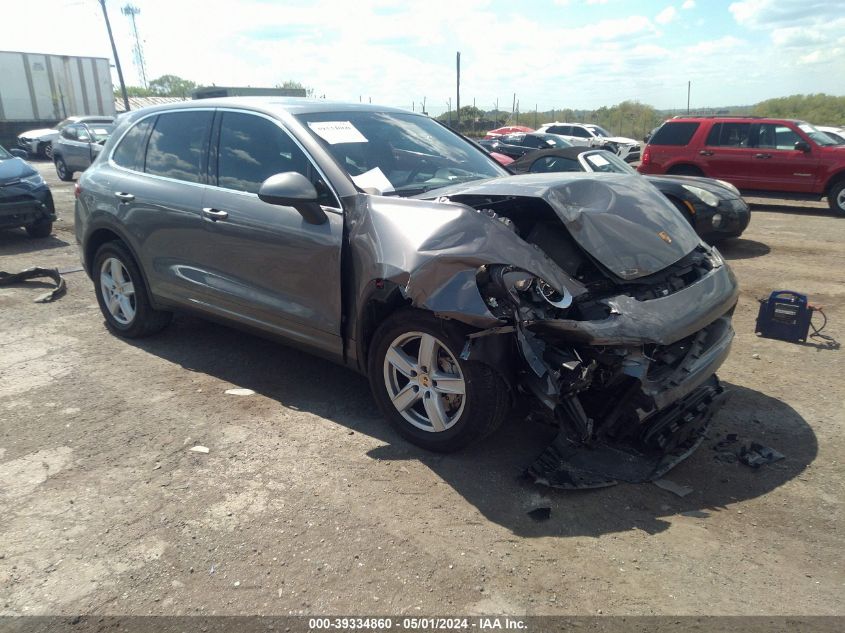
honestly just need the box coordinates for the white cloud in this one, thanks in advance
[1,0,844,113]
[655,6,678,25]
[682,0,696,9]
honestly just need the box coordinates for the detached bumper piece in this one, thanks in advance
[528,376,726,489]
[0,267,67,303]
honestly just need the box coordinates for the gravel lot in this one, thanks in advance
[1,161,843,617]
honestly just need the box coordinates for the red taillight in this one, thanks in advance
[641,148,651,166]
[74,183,81,199]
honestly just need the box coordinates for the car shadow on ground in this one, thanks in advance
[747,201,832,218]
[0,230,70,256]
[718,238,771,260]
[127,314,817,539]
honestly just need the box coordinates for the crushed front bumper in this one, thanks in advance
[0,188,55,230]
[529,375,727,488]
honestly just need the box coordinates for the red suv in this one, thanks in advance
[639,117,845,215]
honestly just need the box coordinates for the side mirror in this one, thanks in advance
[258,172,328,225]
[9,148,28,159]
[794,140,811,152]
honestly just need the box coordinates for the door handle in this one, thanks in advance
[699,150,714,156]
[754,153,772,159]
[202,207,229,221]
[114,192,135,202]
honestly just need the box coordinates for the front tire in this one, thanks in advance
[93,241,172,338]
[25,220,53,238]
[368,309,509,452]
[829,180,845,217]
[55,156,73,181]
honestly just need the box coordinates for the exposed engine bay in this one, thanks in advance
[426,184,737,488]
[350,173,739,488]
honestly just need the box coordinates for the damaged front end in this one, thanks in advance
[351,173,738,488]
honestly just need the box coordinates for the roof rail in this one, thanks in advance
[670,115,765,119]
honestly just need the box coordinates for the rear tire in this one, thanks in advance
[368,309,509,452]
[828,180,845,217]
[93,241,172,338]
[55,156,73,181]
[667,164,705,177]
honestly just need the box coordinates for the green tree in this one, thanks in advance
[148,75,199,98]
[753,94,845,126]
[278,80,315,98]
[114,85,154,98]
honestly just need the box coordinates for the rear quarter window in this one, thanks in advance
[650,122,700,146]
[113,118,154,171]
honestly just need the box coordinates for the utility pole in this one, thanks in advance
[447,98,452,127]
[687,81,691,114]
[455,52,461,131]
[422,96,427,115]
[512,93,516,121]
[99,0,129,112]
[121,4,147,88]
[534,104,538,128]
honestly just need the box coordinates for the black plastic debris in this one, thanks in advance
[527,507,551,522]
[739,443,785,468]
[0,267,67,302]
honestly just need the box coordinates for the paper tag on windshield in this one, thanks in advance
[590,154,610,166]
[351,167,394,194]
[307,121,368,145]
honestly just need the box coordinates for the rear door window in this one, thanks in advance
[705,122,750,147]
[112,118,154,171]
[145,111,213,183]
[570,126,591,138]
[650,122,700,146]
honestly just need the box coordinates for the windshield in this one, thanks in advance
[587,125,612,138]
[579,150,637,174]
[0,145,11,160]
[56,118,75,131]
[798,122,838,146]
[296,111,507,195]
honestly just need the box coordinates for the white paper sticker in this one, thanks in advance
[307,121,368,145]
[589,154,610,167]
[351,167,394,194]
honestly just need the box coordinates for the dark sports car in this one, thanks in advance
[477,132,572,159]
[0,145,55,238]
[509,147,750,241]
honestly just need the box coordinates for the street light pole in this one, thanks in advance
[99,0,130,113]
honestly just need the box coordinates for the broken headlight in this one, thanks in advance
[479,265,574,314]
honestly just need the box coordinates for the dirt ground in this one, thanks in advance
[0,161,842,617]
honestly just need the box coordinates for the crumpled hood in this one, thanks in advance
[18,128,58,140]
[0,157,37,185]
[424,172,702,280]
[598,136,639,145]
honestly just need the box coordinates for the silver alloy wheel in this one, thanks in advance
[55,159,66,179]
[44,143,53,159]
[837,188,845,211]
[99,257,136,325]
[383,331,466,433]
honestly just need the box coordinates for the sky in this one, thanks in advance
[5,0,845,115]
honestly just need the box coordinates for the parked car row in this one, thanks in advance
[536,122,642,162]
[639,116,845,215]
[17,115,115,160]
[477,132,571,159]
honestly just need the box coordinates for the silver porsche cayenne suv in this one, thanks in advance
[76,98,738,487]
